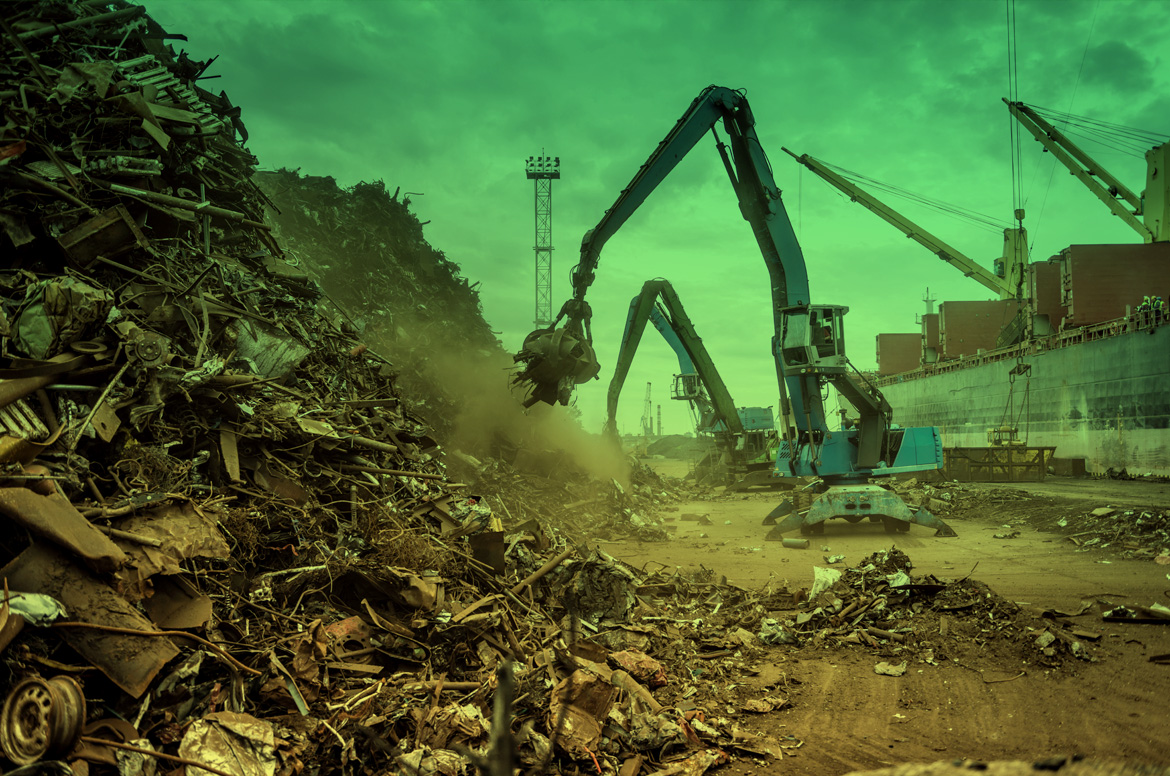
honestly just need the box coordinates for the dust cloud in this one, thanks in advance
[370,324,630,487]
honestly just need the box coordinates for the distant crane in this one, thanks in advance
[641,382,653,439]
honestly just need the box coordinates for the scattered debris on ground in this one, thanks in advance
[892,479,1170,561]
[1049,505,1170,560]
[768,548,1097,670]
[0,3,693,774]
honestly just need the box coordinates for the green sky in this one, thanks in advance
[151,0,1169,436]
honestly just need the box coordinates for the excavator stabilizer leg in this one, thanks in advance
[910,507,957,537]
[764,485,957,538]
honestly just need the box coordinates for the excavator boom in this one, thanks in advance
[512,85,953,536]
[604,279,744,439]
[514,86,808,408]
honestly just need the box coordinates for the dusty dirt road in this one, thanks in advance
[602,462,1170,775]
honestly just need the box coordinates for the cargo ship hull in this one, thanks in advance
[879,321,1170,477]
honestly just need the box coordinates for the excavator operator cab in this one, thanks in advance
[672,373,703,401]
[779,304,848,373]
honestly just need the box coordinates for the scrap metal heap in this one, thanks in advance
[0,4,1152,776]
[0,2,704,774]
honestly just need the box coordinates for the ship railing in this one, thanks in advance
[876,310,1162,387]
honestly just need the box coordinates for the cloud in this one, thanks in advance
[146,0,1170,435]
[1082,40,1152,92]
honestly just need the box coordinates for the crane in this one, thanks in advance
[603,278,781,485]
[1004,100,1169,243]
[513,86,953,536]
[782,149,1028,300]
[640,382,653,439]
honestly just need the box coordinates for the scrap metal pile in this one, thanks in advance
[250,168,499,440]
[767,548,1097,669]
[450,454,680,544]
[1053,505,1170,562]
[0,3,695,775]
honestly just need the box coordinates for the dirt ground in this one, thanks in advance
[603,459,1170,775]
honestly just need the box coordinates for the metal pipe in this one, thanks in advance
[99,181,270,230]
[17,6,145,39]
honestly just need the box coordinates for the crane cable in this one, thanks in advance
[1006,0,1022,219]
[1027,0,1103,253]
[820,163,1010,234]
[1002,0,1032,446]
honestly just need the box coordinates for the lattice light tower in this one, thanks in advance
[525,153,560,329]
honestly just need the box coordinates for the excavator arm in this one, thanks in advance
[513,86,810,408]
[568,87,809,310]
[603,279,744,440]
[513,85,947,512]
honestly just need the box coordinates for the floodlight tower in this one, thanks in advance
[525,153,560,329]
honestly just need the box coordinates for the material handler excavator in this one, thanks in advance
[604,278,779,487]
[513,86,955,536]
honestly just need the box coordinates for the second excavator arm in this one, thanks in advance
[603,278,745,440]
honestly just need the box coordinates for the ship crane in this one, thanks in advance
[781,149,1028,300]
[1004,100,1170,243]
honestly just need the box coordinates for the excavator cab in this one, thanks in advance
[672,372,703,401]
[779,305,848,372]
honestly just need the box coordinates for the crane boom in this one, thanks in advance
[570,86,809,312]
[783,149,1024,299]
[1005,100,1154,242]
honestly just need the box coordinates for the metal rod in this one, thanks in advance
[68,361,129,452]
[17,6,146,39]
[338,464,444,481]
[99,181,270,230]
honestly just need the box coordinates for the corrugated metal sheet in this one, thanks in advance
[116,54,228,136]
[876,333,921,376]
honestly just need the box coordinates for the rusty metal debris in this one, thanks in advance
[6,3,1148,776]
[0,675,85,765]
[768,547,1099,666]
[0,2,707,774]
